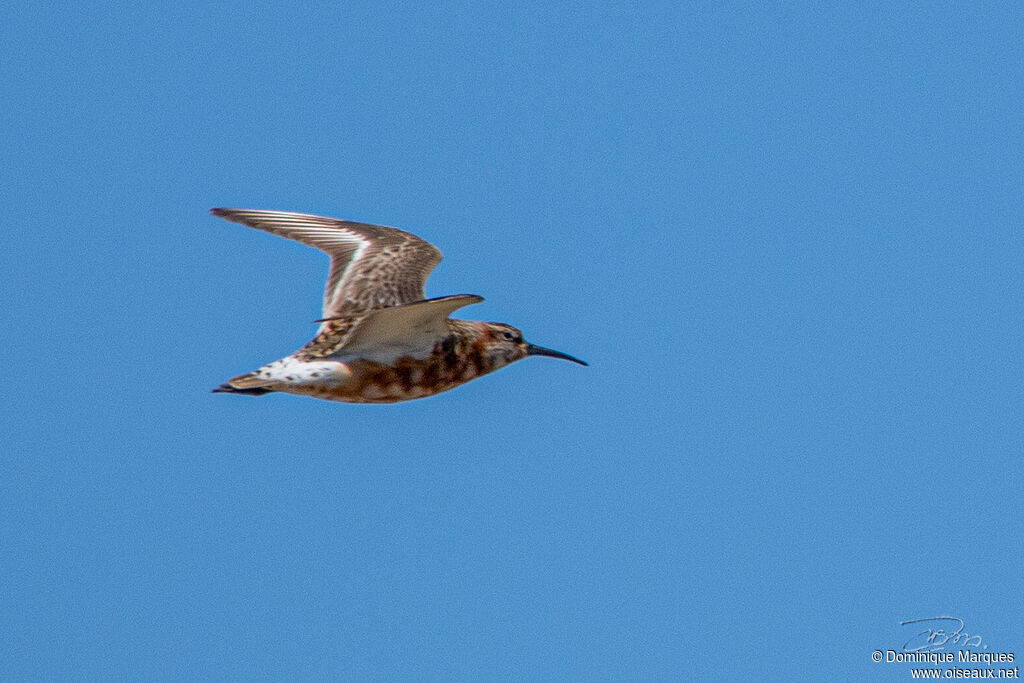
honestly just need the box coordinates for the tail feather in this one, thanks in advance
[212,372,277,396]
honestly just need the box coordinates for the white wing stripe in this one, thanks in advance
[325,239,368,313]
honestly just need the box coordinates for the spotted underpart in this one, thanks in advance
[297,320,523,403]
[215,320,529,403]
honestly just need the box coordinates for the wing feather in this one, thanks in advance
[210,209,443,320]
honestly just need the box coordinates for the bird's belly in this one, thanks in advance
[301,356,471,403]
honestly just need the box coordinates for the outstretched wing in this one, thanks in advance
[210,209,443,320]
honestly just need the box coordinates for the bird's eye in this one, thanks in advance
[502,331,515,341]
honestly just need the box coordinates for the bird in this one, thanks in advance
[210,209,587,403]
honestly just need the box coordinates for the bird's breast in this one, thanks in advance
[326,349,493,403]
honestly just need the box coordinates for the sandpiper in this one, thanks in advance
[211,209,586,403]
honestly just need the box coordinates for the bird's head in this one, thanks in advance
[480,322,588,368]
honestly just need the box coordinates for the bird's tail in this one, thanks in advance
[212,372,277,396]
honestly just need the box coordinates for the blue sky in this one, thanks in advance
[2,2,1022,679]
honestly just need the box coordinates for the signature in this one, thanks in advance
[901,616,985,651]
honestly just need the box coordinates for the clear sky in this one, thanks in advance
[2,2,1022,680]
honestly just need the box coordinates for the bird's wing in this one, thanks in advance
[210,209,443,321]
[336,294,483,362]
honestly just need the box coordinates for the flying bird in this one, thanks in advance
[211,209,587,403]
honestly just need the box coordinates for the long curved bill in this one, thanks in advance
[526,344,588,366]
